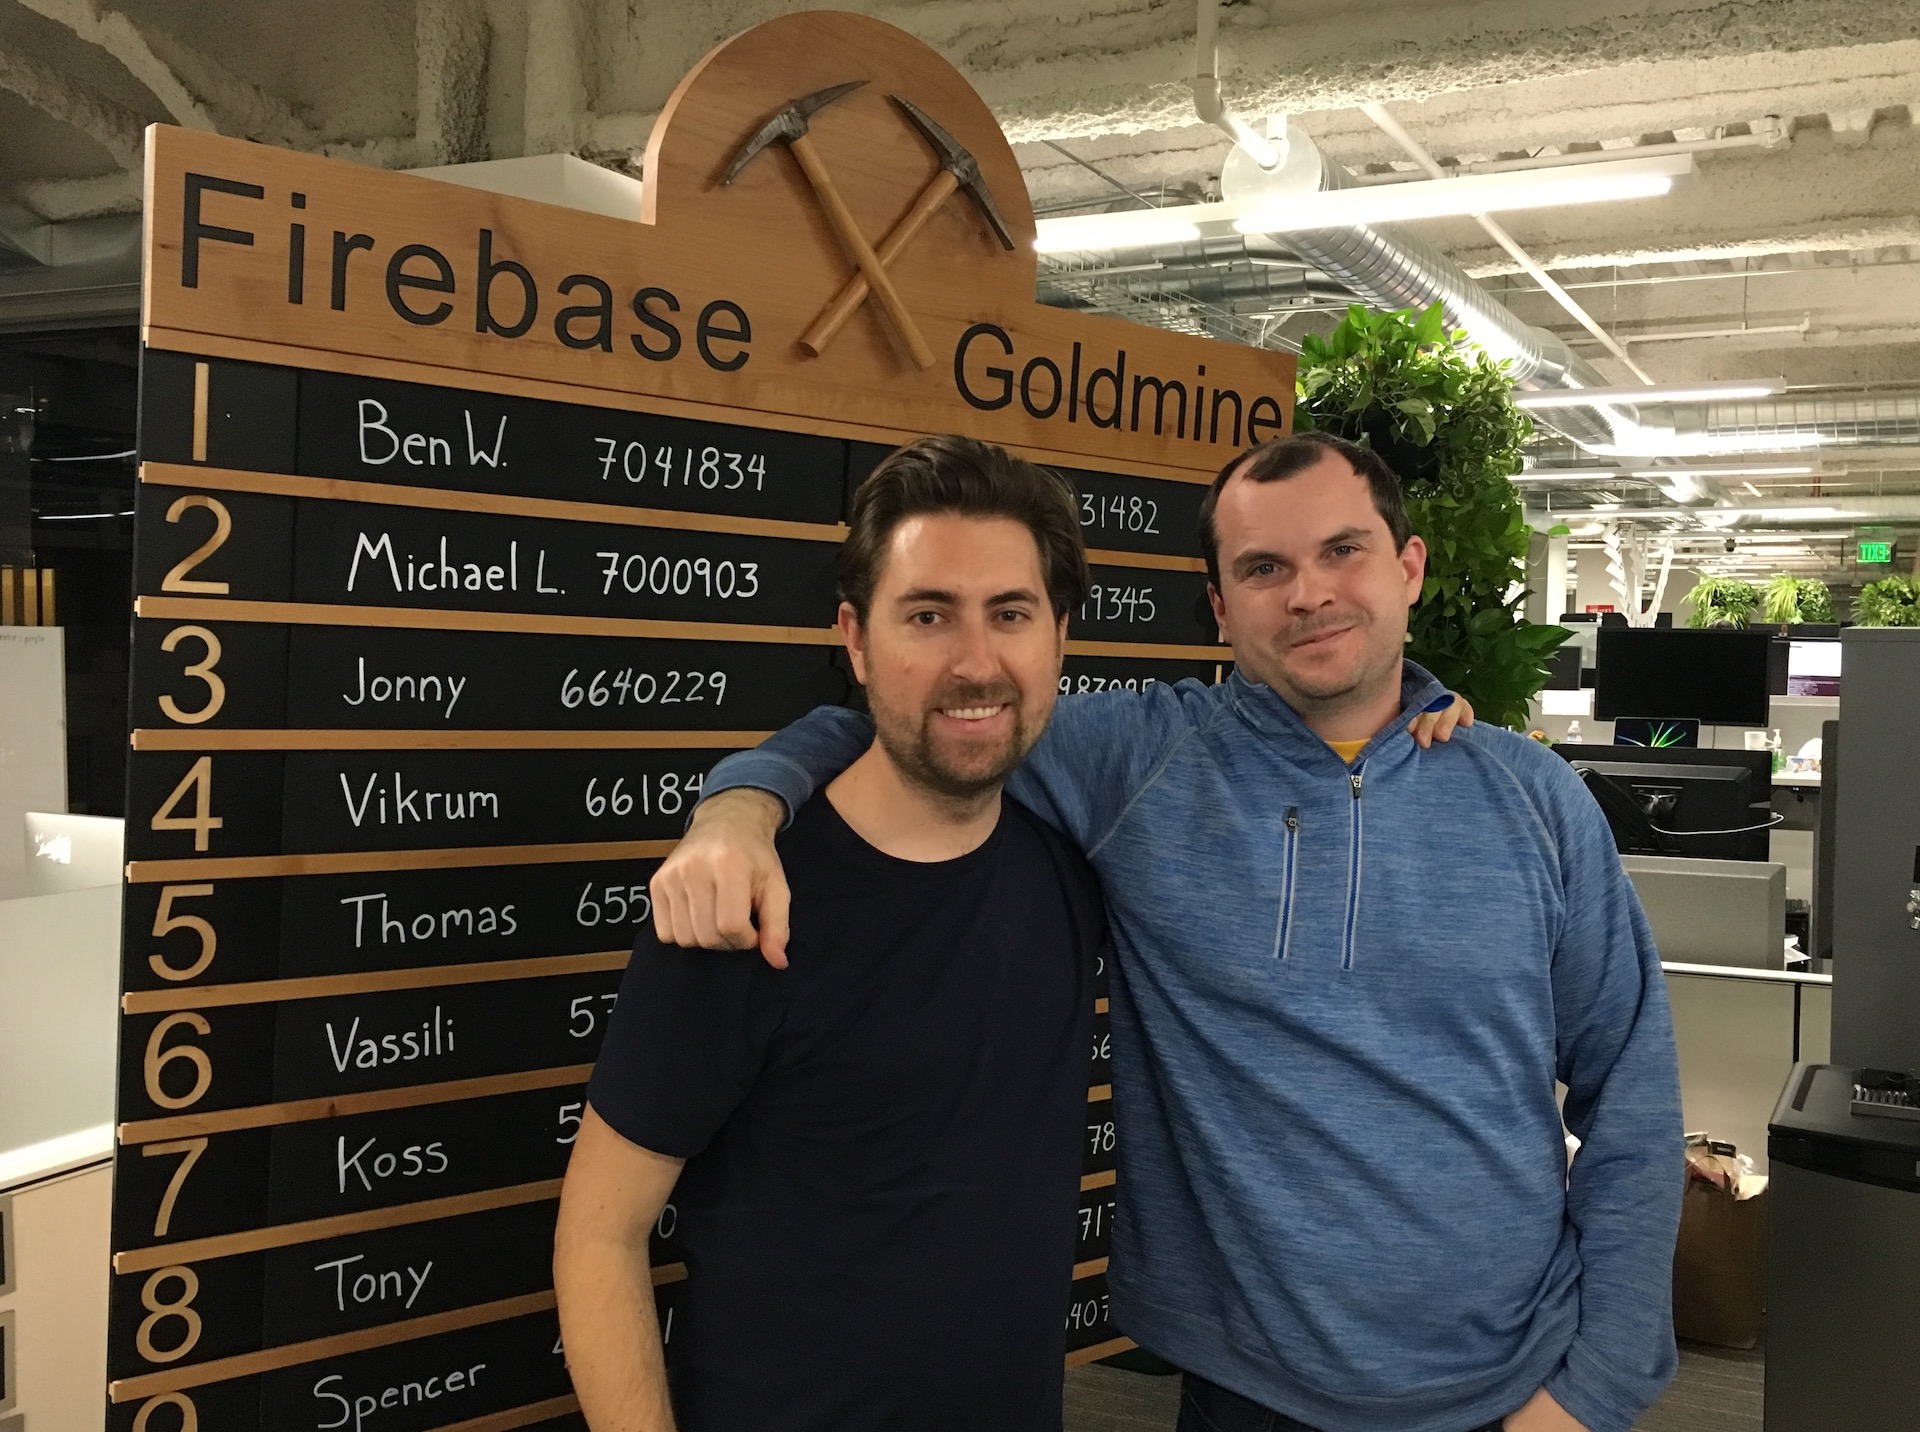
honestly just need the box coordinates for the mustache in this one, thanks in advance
[1286,610,1370,644]
[925,683,1022,709]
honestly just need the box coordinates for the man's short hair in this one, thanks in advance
[1198,431,1415,588]
[838,434,1092,621]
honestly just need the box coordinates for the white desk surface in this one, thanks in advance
[1772,771,1821,788]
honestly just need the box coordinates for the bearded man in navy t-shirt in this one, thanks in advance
[553,436,1109,1432]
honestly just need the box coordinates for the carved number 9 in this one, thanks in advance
[143,1013,213,1111]
[157,626,225,725]
[134,1265,203,1363]
[159,495,232,594]
[133,1392,198,1430]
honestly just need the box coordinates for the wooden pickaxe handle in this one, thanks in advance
[787,133,936,371]
[800,168,960,358]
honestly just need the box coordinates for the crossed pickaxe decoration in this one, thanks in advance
[722,80,1014,371]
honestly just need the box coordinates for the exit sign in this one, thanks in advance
[1859,540,1894,564]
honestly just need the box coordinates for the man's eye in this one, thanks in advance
[996,608,1031,623]
[1249,562,1277,578]
[910,610,941,625]
[1330,545,1359,558]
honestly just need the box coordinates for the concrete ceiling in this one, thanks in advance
[3,0,1918,574]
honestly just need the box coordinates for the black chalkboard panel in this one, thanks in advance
[120,858,666,993]
[284,747,734,854]
[115,333,1189,1416]
[298,368,850,526]
[291,497,838,626]
[1056,463,1209,560]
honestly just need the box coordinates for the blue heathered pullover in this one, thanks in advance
[701,663,1683,1432]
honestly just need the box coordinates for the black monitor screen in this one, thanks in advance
[1594,628,1773,726]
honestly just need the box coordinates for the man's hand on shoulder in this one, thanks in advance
[1503,1388,1589,1432]
[650,789,792,969]
[1409,692,1475,749]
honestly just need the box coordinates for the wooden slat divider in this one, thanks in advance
[126,836,680,885]
[121,949,632,1015]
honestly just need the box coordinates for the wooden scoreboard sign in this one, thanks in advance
[107,11,1293,1429]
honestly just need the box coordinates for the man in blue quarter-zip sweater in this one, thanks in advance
[650,432,1683,1432]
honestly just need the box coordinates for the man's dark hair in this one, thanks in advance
[838,434,1091,621]
[1197,431,1414,588]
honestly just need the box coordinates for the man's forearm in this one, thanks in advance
[556,1236,675,1432]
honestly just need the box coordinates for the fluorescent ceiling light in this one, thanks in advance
[1586,431,1829,458]
[1033,153,1690,253]
[1514,378,1784,409]
[1629,465,1818,479]
[1229,154,1688,234]
[1032,212,1202,253]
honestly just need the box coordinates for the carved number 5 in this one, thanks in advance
[157,626,225,725]
[150,884,216,983]
[160,495,231,594]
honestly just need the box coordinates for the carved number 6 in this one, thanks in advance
[143,1013,213,1110]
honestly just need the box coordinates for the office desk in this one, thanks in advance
[1662,962,1832,1174]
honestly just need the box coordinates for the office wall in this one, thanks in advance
[0,627,66,900]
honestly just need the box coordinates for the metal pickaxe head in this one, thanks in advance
[720,79,868,185]
[888,94,1015,250]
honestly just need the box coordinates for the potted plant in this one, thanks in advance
[1856,573,1920,627]
[1761,574,1836,626]
[1681,577,1759,628]
[1294,303,1568,728]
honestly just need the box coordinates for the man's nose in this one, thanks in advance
[949,617,1002,682]
[1286,567,1338,613]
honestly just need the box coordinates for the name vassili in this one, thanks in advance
[177,171,1283,443]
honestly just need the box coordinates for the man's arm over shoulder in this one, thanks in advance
[1004,678,1210,847]
[1513,739,1684,1432]
[698,683,1202,848]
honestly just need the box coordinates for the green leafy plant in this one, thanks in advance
[1857,573,1920,627]
[1794,578,1835,624]
[1762,574,1802,624]
[1681,577,1759,628]
[1295,302,1567,728]
[1760,574,1836,625]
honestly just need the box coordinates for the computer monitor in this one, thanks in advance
[1593,628,1773,726]
[1767,636,1791,696]
[1545,646,1584,691]
[1613,717,1699,749]
[1787,638,1842,697]
[1559,612,1599,624]
[1554,744,1774,861]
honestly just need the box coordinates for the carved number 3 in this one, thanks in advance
[157,626,225,725]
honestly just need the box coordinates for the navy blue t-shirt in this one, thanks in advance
[585,790,1104,1432]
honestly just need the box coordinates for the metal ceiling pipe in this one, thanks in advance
[1192,0,1281,171]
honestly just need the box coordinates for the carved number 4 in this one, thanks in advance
[151,756,222,851]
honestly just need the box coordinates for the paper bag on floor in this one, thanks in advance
[1672,1137,1769,1350]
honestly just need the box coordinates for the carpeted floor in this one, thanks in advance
[1063,1342,1766,1432]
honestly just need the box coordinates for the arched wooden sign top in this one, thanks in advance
[142,12,1291,476]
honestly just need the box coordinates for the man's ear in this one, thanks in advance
[836,601,869,686]
[1398,536,1428,606]
[1207,583,1231,644]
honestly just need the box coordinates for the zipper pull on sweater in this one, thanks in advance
[1349,771,1364,799]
